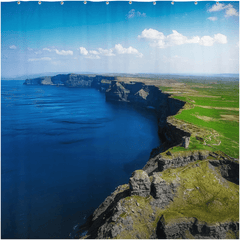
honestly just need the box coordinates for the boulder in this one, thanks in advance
[129,170,151,197]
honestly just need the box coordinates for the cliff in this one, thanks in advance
[23,75,239,239]
[74,80,239,239]
[23,74,115,91]
[76,157,238,239]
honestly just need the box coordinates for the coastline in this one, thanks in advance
[23,74,239,239]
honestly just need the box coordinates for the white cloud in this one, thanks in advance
[9,45,17,49]
[199,36,215,46]
[207,17,218,21]
[137,11,146,17]
[126,9,146,19]
[43,48,52,52]
[138,29,227,48]
[114,44,143,57]
[225,6,239,17]
[213,33,227,44]
[79,44,143,59]
[187,36,201,44]
[27,47,33,51]
[208,3,238,17]
[28,57,52,62]
[55,49,73,55]
[79,47,88,55]
[98,48,115,56]
[166,30,189,46]
[208,3,226,12]
[43,48,73,55]
[89,50,99,55]
[139,28,165,41]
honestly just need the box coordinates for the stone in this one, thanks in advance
[151,173,176,208]
[129,170,151,197]
[158,151,210,172]
[182,136,190,149]
[166,151,172,156]
[157,216,239,239]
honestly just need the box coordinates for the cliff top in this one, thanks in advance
[158,80,239,159]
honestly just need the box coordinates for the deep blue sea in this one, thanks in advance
[1,80,160,239]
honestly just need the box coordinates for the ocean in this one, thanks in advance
[1,80,160,238]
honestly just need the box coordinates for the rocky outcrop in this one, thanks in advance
[150,173,178,209]
[208,152,239,184]
[77,184,130,239]
[158,150,210,172]
[75,170,179,239]
[129,170,151,197]
[105,81,185,120]
[158,121,191,150]
[157,215,239,239]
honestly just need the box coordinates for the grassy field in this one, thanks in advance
[159,80,239,159]
[113,160,239,239]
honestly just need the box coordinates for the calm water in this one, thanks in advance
[1,80,160,239]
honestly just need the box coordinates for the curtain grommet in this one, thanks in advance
[83,1,87,4]
[171,1,174,5]
[60,1,64,5]
[194,1,198,5]
[38,1,42,5]
[129,1,132,4]
[106,1,109,5]
[153,2,156,5]
[17,1,20,4]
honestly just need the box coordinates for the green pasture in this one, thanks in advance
[159,81,239,158]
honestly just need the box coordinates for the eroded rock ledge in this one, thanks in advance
[76,163,239,239]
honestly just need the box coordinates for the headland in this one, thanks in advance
[24,74,239,239]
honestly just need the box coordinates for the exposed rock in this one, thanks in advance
[24,74,115,90]
[209,158,239,184]
[157,215,239,239]
[182,136,190,149]
[76,184,130,239]
[150,173,177,208]
[129,170,151,197]
[158,150,210,172]
[92,185,129,221]
[166,151,172,156]
[158,122,191,152]
[41,76,53,85]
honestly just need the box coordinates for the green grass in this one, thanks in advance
[161,161,239,225]
[112,160,239,238]
[159,81,239,158]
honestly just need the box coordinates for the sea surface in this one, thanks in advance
[1,80,160,239]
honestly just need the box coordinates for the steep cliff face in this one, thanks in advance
[157,216,239,239]
[76,160,239,239]
[23,74,115,89]
[73,81,238,239]
[105,81,184,120]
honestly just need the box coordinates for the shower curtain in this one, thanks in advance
[1,0,239,239]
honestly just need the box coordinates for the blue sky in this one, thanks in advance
[1,1,239,78]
